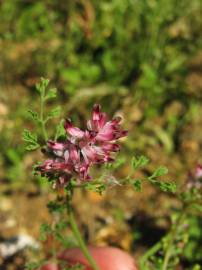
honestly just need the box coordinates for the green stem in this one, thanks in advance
[40,91,48,142]
[67,199,100,270]
[139,241,162,270]
[161,210,186,270]
[162,234,175,270]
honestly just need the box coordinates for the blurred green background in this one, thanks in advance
[0,0,202,268]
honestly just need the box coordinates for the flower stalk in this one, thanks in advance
[66,193,100,270]
[39,86,48,142]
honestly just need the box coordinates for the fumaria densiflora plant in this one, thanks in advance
[23,79,201,270]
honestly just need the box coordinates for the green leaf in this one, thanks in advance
[46,106,61,121]
[22,129,40,151]
[55,119,66,140]
[47,200,66,213]
[158,181,176,193]
[149,166,168,180]
[132,155,149,170]
[105,157,126,170]
[55,232,65,243]
[147,178,176,193]
[85,183,106,195]
[132,179,142,191]
[27,109,39,122]
[55,221,68,231]
[45,88,57,100]
[147,166,176,193]
[39,223,52,241]
[36,78,49,94]
[22,129,38,143]
[26,144,40,151]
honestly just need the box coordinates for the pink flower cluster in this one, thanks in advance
[37,104,127,186]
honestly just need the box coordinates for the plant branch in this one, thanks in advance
[40,90,48,142]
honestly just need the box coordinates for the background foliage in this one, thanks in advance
[0,0,202,269]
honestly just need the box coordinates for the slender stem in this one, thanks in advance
[40,91,48,141]
[161,210,186,270]
[161,236,173,270]
[67,198,100,270]
[139,241,162,270]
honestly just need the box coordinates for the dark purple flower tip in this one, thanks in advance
[103,156,114,162]
[64,118,75,132]
[101,143,120,152]
[116,130,128,138]
[92,104,102,121]
[36,159,53,172]
[93,104,101,112]
[64,118,84,138]
[78,163,91,180]
[47,140,65,150]
[112,116,122,124]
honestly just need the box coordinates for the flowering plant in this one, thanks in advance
[23,78,201,270]
[37,104,127,187]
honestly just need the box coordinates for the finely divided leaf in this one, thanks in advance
[22,129,40,151]
[149,166,168,180]
[22,129,38,143]
[132,155,149,170]
[45,88,57,100]
[55,119,66,139]
[36,78,50,94]
[132,179,142,191]
[27,110,39,122]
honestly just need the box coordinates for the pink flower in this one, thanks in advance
[87,104,127,142]
[64,119,85,139]
[36,105,127,187]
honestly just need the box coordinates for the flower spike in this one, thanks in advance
[37,104,128,187]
